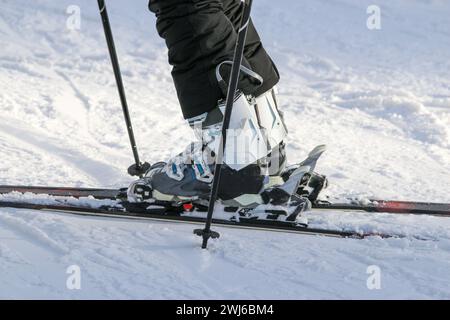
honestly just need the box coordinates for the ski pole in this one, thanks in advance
[194,0,254,249]
[97,0,149,178]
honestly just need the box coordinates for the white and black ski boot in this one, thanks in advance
[127,88,290,208]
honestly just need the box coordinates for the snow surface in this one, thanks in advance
[0,0,449,299]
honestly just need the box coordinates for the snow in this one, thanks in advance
[1,207,450,299]
[0,0,449,299]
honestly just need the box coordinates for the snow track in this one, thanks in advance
[1,207,450,299]
[0,0,449,299]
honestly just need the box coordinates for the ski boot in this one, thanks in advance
[127,88,311,225]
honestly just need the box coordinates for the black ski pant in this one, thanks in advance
[148,0,280,119]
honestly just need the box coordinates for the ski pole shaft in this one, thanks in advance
[196,0,254,249]
[97,0,144,176]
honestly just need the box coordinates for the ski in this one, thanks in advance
[0,200,391,239]
[1,185,448,216]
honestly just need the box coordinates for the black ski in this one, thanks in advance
[0,200,391,239]
[1,185,448,216]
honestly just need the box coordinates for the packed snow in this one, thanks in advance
[0,0,449,299]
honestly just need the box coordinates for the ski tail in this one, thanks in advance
[0,185,122,199]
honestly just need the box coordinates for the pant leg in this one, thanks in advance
[148,0,279,119]
[222,0,280,98]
